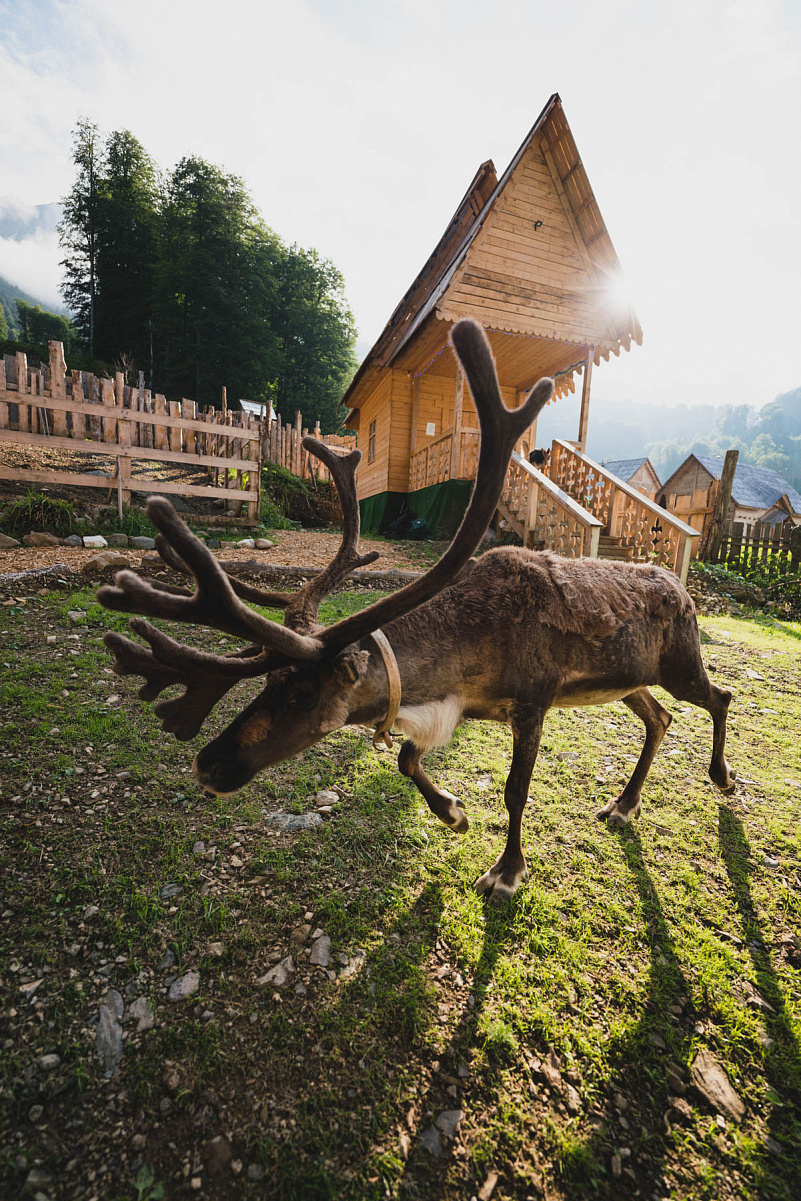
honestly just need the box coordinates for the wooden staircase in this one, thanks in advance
[498,441,701,582]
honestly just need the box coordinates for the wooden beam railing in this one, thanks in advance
[548,439,700,582]
[500,452,602,558]
[409,428,482,492]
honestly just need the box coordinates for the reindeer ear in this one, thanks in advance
[331,648,370,686]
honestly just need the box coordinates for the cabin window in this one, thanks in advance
[368,419,376,463]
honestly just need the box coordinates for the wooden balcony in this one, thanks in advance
[409,428,479,491]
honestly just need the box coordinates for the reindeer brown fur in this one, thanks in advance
[97,321,735,900]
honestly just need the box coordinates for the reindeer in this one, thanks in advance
[97,321,736,900]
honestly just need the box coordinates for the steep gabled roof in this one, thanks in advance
[342,94,641,414]
[602,457,661,487]
[694,454,801,513]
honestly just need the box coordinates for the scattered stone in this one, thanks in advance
[19,978,44,1000]
[264,811,323,832]
[141,552,161,569]
[208,942,224,958]
[23,1166,52,1190]
[649,1032,667,1049]
[309,936,331,968]
[131,1133,147,1151]
[419,1125,443,1156]
[38,1053,60,1071]
[28,1104,44,1122]
[611,1154,622,1178]
[23,532,61,547]
[96,990,124,1073]
[204,1134,233,1175]
[745,668,765,681]
[0,533,21,548]
[83,550,131,572]
[237,538,256,549]
[613,1092,629,1111]
[765,1136,782,1155]
[169,971,200,1002]
[557,751,580,762]
[130,536,157,549]
[159,882,183,901]
[316,789,339,806]
[205,538,221,549]
[478,1171,500,1201]
[192,841,205,855]
[67,610,87,625]
[255,538,274,549]
[106,533,129,546]
[564,1084,581,1112]
[763,855,779,870]
[435,1109,464,1140]
[158,948,176,971]
[290,924,311,945]
[294,982,307,996]
[340,951,365,980]
[255,956,295,989]
[61,533,84,547]
[82,534,108,549]
[667,1068,687,1095]
[690,1049,745,1123]
[246,1162,265,1182]
[129,996,155,1032]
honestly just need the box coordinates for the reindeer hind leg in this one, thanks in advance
[597,688,671,830]
[398,740,469,834]
[661,657,736,794]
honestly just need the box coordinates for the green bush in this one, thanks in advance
[0,491,84,536]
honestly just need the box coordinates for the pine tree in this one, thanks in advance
[59,119,105,355]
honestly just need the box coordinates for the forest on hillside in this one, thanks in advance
[536,386,801,491]
[52,121,357,431]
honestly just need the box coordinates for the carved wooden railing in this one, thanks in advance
[409,428,480,491]
[500,452,602,558]
[548,439,700,582]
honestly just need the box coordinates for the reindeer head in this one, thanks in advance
[97,321,553,795]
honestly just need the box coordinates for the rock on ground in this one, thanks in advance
[690,1049,745,1122]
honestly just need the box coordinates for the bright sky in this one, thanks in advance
[1,0,799,410]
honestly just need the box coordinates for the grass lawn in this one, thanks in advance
[0,587,799,1200]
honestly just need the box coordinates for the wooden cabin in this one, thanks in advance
[341,93,642,535]
[657,453,801,542]
[601,457,661,500]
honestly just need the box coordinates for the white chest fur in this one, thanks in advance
[395,695,463,752]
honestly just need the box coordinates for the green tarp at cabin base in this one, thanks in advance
[359,480,473,539]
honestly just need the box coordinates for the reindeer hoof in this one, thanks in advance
[439,791,469,834]
[474,863,527,900]
[714,765,737,795]
[597,799,641,829]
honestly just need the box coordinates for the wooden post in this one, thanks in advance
[700,449,738,561]
[577,353,593,453]
[449,367,464,480]
[117,375,132,505]
[221,385,228,416]
[49,341,67,436]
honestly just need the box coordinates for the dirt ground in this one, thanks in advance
[0,531,430,583]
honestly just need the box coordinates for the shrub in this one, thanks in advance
[0,491,83,536]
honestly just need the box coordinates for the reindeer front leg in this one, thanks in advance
[398,740,469,833]
[476,707,544,901]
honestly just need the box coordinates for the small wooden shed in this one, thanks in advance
[601,457,661,500]
[657,453,801,540]
[341,93,642,534]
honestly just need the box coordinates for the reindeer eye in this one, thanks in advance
[289,687,318,712]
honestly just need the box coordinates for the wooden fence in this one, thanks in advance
[263,408,356,483]
[709,520,801,575]
[0,341,262,525]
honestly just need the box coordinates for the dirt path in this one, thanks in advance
[0,528,434,582]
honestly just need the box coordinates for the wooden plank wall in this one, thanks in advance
[0,341,262,524]
[443,139,612,348]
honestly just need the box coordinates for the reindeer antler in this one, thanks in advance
[97,320,553,738]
